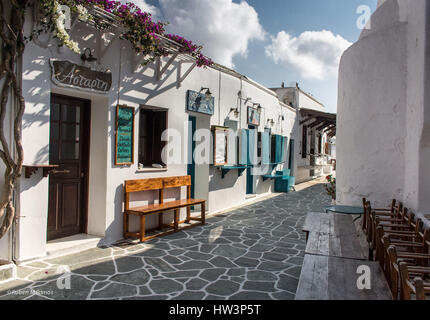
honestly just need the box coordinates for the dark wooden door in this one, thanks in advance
[47,95,90,241]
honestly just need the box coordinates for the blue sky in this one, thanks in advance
[232,0,377,113]
[139,0,378,113]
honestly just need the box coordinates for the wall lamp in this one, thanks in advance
[229,107,240,117]
[199,87,212,100]
[253,103,262,112]
[81,48,97,62]
[267,118,275,126]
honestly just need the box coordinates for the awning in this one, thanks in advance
[300,108,336,137]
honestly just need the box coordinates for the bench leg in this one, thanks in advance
[201,202,206,225]
[140,216,146,242]
[123,213,129,239]
[174,209,179,231]
[186,207,191,224]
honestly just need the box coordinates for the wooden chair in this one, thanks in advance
[124,176,206,242]
[375,218,426,272]
[387,244,430,299]
[362,198,397,231]
[366,202,405,260]
[399,262,430,300]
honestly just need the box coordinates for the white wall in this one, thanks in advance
[337,0,429,211]
[13,14,297,261]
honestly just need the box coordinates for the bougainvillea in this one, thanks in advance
[38,0,213,67]
[325,175,336,200]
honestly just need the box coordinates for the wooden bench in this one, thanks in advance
[123,176,206,242]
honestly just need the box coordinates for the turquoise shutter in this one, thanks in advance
[239,129,248,166]
[248,129,256,166]
[262,131,270,165]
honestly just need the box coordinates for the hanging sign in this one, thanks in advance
[187,90,214,115]
[115,105,135,165]
[50,59,112,94]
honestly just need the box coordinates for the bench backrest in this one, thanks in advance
[124,176,192,210]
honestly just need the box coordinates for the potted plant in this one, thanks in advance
[325,175,336,204]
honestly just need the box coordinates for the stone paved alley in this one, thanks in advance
[0,184,330,300]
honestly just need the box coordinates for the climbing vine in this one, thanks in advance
[36,0,213,66]
[0,0,28,239]
[0,0,212,240]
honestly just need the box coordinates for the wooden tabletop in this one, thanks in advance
[295,255,393,300]
[302,212,358,235]
[303,212,367,260]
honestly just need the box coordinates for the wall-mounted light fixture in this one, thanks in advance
[199,87,212,100]
[229,107,240,117]
[253,103,262,112]
[81,48,97,62]
[267,118,275,126]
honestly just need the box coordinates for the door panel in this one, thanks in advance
[47,95,90,241]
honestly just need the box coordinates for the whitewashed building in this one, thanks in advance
[337,0,430,224]
[271,83,336,184]
[0,5,301,266]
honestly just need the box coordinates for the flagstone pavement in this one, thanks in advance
[0,184,330,300]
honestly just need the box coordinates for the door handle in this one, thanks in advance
[49,169,71,175]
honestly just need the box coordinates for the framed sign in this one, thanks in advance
[115,105,135,165]
[187,90,215,115]
[247,106,260,126]
[212,126,229,166]
[50,59,112,94]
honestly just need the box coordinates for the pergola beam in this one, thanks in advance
[308,118,327,129]
[300,116,313,125]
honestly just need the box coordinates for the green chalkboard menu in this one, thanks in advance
[115,105,135,165]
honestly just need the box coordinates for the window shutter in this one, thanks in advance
[247,129,257,166]
[262,131,270,165]
[239,129,248,166]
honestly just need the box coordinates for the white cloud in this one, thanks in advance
[265,30,352,80]
[127,0,265,68]
[121,0,161,19]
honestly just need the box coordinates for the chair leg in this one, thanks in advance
[186,207,191,224]
[140,216,146,242]
[174,209,179,231]
[201,202,206,225]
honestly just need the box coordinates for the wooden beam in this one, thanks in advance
[300,116,314,125]
[157,53,178,81]
[308,118,327,129]
[315,121,333,131]
[177,62,197,88]
[323,124,336,133]
[154,57,161,81]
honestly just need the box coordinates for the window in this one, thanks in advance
[318,134,322,154]
[138,107,168,167]
[302,125,308,159]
